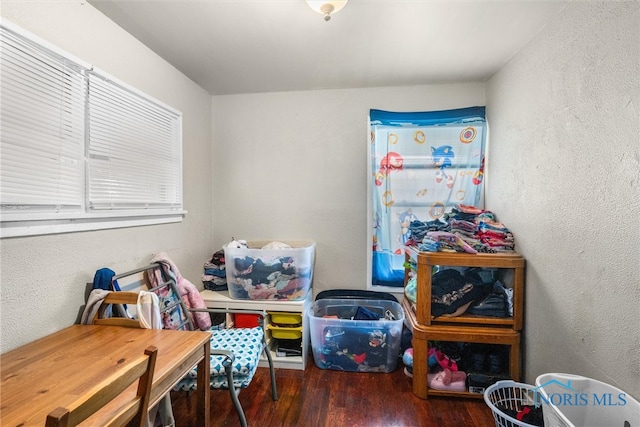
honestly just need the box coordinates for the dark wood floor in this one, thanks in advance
[170,362,497,427]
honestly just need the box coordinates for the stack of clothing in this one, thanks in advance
[202,249,228,291]
[407,204,516,253]
[476,219,515,251]
[407,218,448,242]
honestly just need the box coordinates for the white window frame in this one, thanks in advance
[0,20,186,238]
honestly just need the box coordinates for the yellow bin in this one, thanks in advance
[267,324,303,340]
[268,311,302,326]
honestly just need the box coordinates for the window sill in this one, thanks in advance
[0,210,187,238]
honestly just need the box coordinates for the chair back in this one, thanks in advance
[148,276,195,331]
[45,346,158,427]
[92,291,141,328]
[106,263,195,331]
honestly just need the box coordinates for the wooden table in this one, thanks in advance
[1,324,211,426]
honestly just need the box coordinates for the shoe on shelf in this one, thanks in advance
[487,353,504,374]
[469,352,486,372]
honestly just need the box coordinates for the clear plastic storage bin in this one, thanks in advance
[224,240,315,301]
[308,298,404,373]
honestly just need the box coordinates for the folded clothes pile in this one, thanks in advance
[407,204,516,253]
[202,249,227,291]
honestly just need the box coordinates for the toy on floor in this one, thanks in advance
[402,348,414,377]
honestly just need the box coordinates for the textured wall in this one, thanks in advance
[486,1,639,398]
[0,2,213,352]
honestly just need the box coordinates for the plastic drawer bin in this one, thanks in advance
[224,240,315,301]
[233,313,260,328]
[269,312,302,326]
[308,298,404,373]
[267,324,303,340]
[535,373,640,427]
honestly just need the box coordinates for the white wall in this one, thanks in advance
[486,1,639,398]
[0,2,213,351]
[211,85,485,296]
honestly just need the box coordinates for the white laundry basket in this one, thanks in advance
[484,380,544,427]
[535,373,640,427]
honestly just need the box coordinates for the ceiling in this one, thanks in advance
[88,0,569,96]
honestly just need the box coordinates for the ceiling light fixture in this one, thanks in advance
[306,0,348,22]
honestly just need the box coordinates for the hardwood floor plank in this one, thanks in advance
[170,363,497,426]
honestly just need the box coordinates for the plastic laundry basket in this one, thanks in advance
[484,380,544,427]
[535,373,640,427]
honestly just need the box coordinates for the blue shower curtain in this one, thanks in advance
[370,107,487,287]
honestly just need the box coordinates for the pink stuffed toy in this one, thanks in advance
[440,368,466,385]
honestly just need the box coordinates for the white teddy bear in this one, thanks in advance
[225,239,248,249]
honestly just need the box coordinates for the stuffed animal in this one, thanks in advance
[225,239,248,249]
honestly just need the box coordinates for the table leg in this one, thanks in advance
[196,342,211,426]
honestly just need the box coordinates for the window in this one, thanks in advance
[87,71,182,212]
[368,107,487,288]
[0,21,87,216]
[0,21,184,238]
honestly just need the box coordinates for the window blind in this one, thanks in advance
[87,71,182,211]
[1,21,184,237]
[0,25,87,214]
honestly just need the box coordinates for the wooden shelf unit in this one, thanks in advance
[200,290,310,370]
[403,249,525,399]
[403,299,521,399]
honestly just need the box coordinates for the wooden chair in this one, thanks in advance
[92,291,142,328]
[91,290,174,426]
[45,346,158,427]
